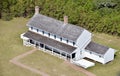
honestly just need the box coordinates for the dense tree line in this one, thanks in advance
[0,0,120,36]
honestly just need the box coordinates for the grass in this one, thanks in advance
[0,18,41,76]
[0,18,120,76]
[19,50,86,76]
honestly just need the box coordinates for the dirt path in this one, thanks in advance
[10,49,49,76]
[64,61,96,76]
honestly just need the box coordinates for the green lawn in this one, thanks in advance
[0,18,40,76]
[20,50,86,76]
[0,18,120,76]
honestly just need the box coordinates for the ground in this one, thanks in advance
[0,18,120,76]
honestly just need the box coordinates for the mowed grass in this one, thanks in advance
[0,18,41,76]
[19,51,86,76]
[0,18,120,76]
[87,33,120,76]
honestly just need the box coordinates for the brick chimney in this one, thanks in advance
[64,16,68,25]
[35,6,39,15]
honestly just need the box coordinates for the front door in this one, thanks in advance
[72,53,76,59]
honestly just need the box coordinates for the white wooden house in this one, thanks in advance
[21,6,115,68]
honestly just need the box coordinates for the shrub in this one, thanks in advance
[1,12,13,21]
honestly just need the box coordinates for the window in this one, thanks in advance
[54,35,56,39]
[40,43,44,48]
[60,38,62,41]
[45,45,52,51]
[99,55,102,58]
[30,39,34,44]
[73,42,75,45]
[66,40,68,43]
[48,33,50,36]
[61,52,66,56]
[37,29,39,32]
[42,31,44,34]
[31,27,33,30]
[53,49,60,54]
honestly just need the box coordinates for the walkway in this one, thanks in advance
[9,49,49,76]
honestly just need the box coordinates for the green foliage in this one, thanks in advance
[1,12,13,21]
[0,0,120,36]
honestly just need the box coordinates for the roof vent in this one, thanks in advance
[35,6,39,15]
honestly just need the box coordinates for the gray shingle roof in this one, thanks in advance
[27,14,84,41]
[85,41,109,55]
[23,31,76,54]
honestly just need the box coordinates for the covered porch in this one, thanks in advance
[29,39,72,60]
[22,31,76,60]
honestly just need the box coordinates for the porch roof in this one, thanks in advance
[23,31,76,54]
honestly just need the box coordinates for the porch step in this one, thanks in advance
[72,59,95,68]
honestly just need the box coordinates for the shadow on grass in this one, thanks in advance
[117,72,120,76]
